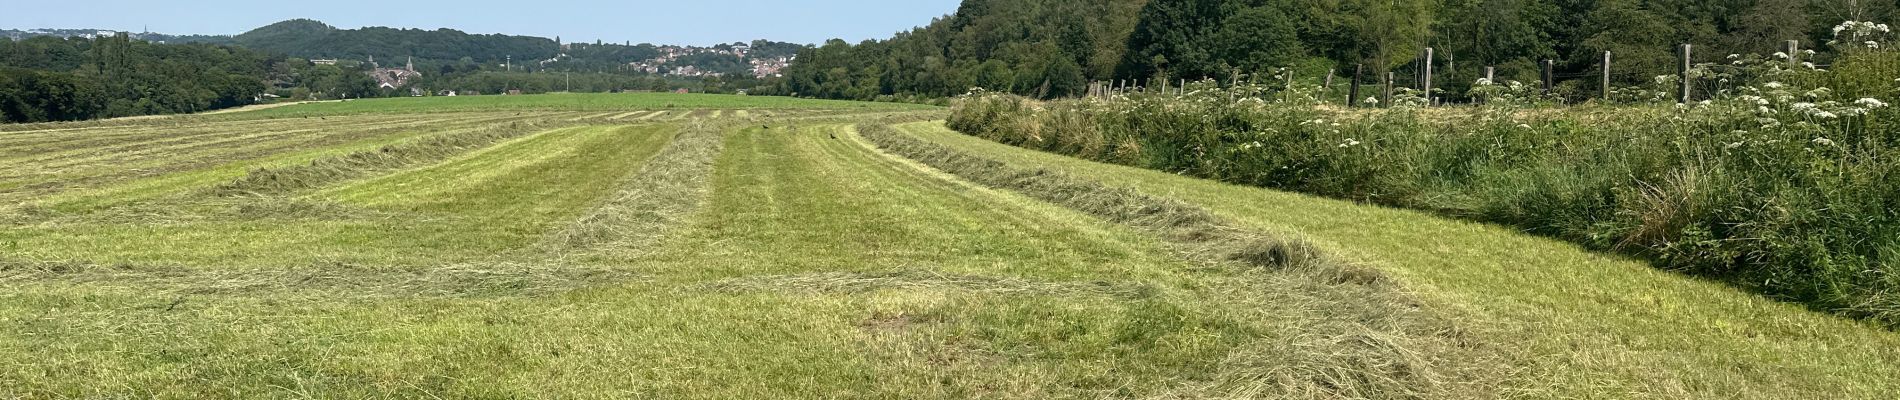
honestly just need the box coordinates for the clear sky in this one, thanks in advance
[0,0,962,46]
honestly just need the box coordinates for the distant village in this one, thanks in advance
[0,28,226,45]
[5,28,799,81]
[596,43,793,79]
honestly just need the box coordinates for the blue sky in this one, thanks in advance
[0,0,962,46]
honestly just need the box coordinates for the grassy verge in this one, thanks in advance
[898,120,1900,398]
[949,91,1900,325]
[853,121,1512,397]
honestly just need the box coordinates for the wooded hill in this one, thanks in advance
[771,0,1899,100]
[0,19,809,123]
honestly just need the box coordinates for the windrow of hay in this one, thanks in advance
[538,119,730,255]
[855,122,1517,399]
[859,122,1348,279]
[702,270,1160,299]
[210,118,583,196]
[0,259,642,298]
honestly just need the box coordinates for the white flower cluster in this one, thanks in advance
[1830,21,1894,49]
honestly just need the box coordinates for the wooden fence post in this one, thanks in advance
[1349,64,1363,108]
[1679,44,1693,104]
[1786,40,1801,67]
[1324,69,1335,100]
[1602,51,1613,102]
[1383,72,1394,107]
[1422,47,1435,106]
[1541,59,1554,96]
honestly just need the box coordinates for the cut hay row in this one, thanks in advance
[540,119,729,254]
[0,114,538,202]
[0,114,431,161]
[213,118,588,196]
[634,111,669,120]
[0,114,488,168]
[607,110,649,120]
[893,121,1900,396]
[317,124,653,205]
[0,259,644,298]
[849,122,1501,396]
[35,119,548,212]
[571,111,624,121]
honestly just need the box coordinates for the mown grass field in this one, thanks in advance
[240,92,937,118]
[2,93,1897,398]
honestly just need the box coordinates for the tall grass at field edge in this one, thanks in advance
[948,85,1900,327]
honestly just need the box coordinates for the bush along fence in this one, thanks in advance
[951,21,1900,328]
[1088,22,1900,109]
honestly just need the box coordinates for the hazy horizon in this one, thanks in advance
[0,0,961,46]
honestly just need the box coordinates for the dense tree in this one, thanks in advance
[773,0,1145,100]
[778,0,1900,101]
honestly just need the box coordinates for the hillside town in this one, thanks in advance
[4,27,798,80]
[621,43,794,78]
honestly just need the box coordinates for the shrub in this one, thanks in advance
[947,48,1900,326]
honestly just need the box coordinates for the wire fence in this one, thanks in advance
[1087,40,1873,107]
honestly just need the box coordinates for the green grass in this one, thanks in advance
[1,123,673,267]
[894,120,1900,398]
[240,92,938,117]
[3,99,1898,398]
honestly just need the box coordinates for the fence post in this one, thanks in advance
[1541,59,1554,96]
[1383,72,1394,107]
[1679,44,1693,104]
[1422,47,1435,106]
[1349,64,1363,108]
[1323,69,1335,101]
[1602,51,1613,102]
[1786,40,1801,67]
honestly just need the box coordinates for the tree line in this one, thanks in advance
[768,0,1898,101]
[0,34,269,123]
[0,19,807,123]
